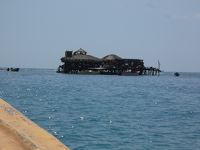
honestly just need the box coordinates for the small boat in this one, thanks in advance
[100,72,118,75]
[10,68,20,72]
[174,72,180,77]
[119,72,139,76]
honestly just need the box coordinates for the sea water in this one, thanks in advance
[0,69,200,150]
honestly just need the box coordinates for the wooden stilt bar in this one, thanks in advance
[57,48,161,76]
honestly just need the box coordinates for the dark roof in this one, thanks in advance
[62,48,100,61]
[71,54,100,61]
[74,48,87,55]
[102,54,122,60]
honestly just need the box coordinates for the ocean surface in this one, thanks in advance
[0,69,200,150]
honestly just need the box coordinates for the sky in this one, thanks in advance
[0,0,200,72]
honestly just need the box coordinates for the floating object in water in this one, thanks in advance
[6,68,20,72]
[10,68,20,72]
[174,72,180,77]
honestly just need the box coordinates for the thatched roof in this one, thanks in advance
[102,54,122,61]
[71,54,100,61]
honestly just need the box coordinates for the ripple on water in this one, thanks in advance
[1,70,200,150]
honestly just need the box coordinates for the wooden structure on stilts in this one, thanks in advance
[57,48,161,76]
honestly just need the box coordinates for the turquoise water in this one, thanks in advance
[0,69,200,150]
